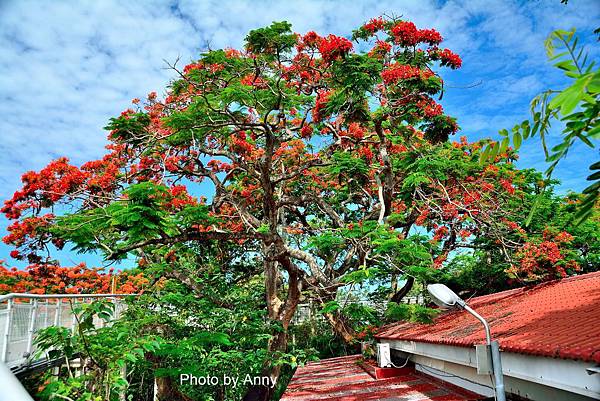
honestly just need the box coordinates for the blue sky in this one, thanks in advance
[0,0,598,269]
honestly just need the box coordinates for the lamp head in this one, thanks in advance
[427,284,464,309]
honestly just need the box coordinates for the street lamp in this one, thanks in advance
[427,284,506,401]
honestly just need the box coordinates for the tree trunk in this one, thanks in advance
[243,248,300,401]
[390,276,414,303]
[324,311,356,343]
[155,376,194,401]
[317,290,357,344]
[242,328,288,401]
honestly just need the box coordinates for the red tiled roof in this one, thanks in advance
[376,271,600,363]
[280,355,482,401]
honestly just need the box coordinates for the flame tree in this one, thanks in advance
[3,17,588,400]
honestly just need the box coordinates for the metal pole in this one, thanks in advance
[26,299,38,355]
[462,304,491,344]
[490,340,506,401]
[2,299,13,363]
[461,303,505,401]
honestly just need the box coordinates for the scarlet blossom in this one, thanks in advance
[381,63,432,85]
[363,17,386,33]
[554,231,574,243]
[183,63,202,74]
[300,125,313,138]
[433,254,447,268]
[418,29,443,45]
[437,48,462,69]
[240,74,267,88]
[347,123,365,140]
[302,31,322,47]
[319,34,353,63]
[224,48,242,58]
[369,40,392,58]
[441,203,459,219]
[417,98,443,118]
[458,229,471,240]
[312,90,332,122]
[499,178,515,194]
[415,209,429,225]
[357,146,374,162]
[391,21,420,46]
[433,226,448,241]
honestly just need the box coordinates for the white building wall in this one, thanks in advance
[385,339,600,400]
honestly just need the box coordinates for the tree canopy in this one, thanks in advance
[2,16,598,401]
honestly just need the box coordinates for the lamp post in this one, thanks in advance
[427,284,506,401]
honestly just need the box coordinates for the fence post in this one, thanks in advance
[2,299,13,363]
[26,299,38,356]
[43,300,49,327]
[71,300,77,334]
[54,299,62,327]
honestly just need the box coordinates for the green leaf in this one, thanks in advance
[500,137,510,154]
[513,131,522,150]
[479,144,491,164]
[489,142,500,161]
[319,301,341,314]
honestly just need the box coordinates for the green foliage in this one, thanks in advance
[104,112,151,145]
[480,28,599,223]
[52,183,186,258]
[245,21,296,56]
[329,151,370,176]
[385,302,440,324]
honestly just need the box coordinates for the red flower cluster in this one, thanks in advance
[312,90,332,122]
[441,203,459,220]
[231,131,254,154]
[300,31,321,48]
[357,145,374,162]
[391,21,442,47]
[2,158,88,219]
[417,98,443,118]
[347,123,366,140]
[207,159,232,173]
[368,40,392,58]
[434,48,462,69]
[381,63,432,85]
[166,185,197,211]
[183,63,202,74]
[418,29,443,46]
[362,17,386,33]
[433,225,449,241]
[0,262,148,295]
[300,124,313,139]
[240,74,268,88]
[514,229,580,282]
[499,178,515,194]
[318,34,353,63]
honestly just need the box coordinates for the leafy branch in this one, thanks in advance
[480,28,599,224]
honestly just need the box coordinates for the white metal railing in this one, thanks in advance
[0,293,134,369]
